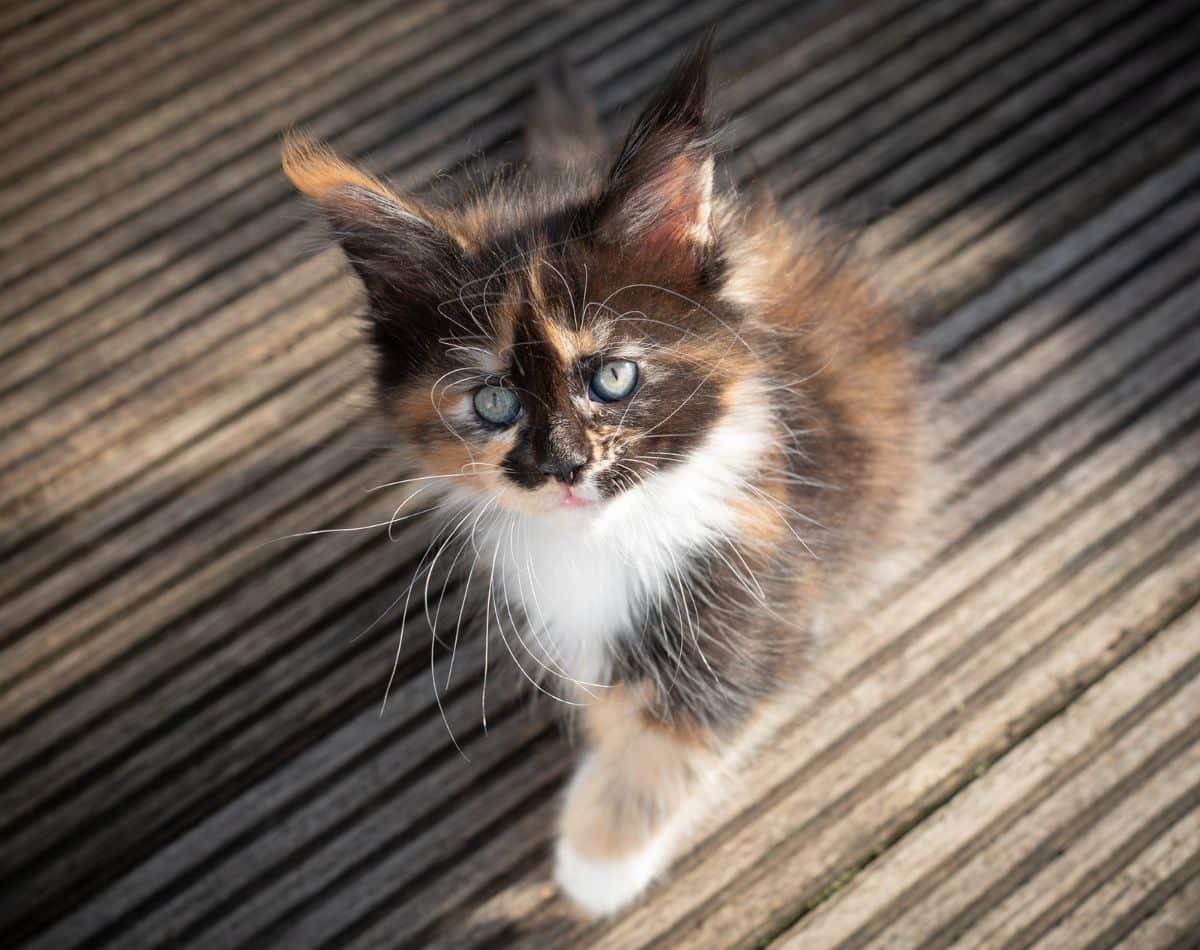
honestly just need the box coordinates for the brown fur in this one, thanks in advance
[281,35,921,915]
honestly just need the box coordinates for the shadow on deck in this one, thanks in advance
[1,0,1199,946]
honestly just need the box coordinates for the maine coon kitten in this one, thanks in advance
[282,39,919,916]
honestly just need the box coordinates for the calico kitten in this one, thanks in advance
[282,38,919,916]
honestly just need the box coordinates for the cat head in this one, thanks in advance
[283,40,769,519]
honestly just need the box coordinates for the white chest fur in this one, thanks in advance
[475,394,773,692]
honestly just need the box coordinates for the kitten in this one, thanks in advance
[282,37,920,917]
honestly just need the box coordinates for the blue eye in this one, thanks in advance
[473,385,522,425]
[590,360,639,402]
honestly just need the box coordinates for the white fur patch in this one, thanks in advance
[554,833,673,917]
[470,384,774,693]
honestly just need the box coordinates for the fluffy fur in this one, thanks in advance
[283,36,920,916]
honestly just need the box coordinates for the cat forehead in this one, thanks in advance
[450,251,712,376]
[471,305,607,377]
[456,259,608,373]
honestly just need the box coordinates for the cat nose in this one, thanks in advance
[539,458,585,485]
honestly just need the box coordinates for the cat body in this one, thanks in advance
[284,38,919,916]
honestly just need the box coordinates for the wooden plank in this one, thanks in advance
[943,251,1200,464]
[0,0,92,42]
[746,0,1129,192]
[883,97,1200,325]
[730,0,994,173]
[0,0,179,93]
[938,743,1200,948]
[0,0,286,134]
[931,182,1200,397]
[0,0,756,326]
[781,0,1178,216]
[1039,842,1200,948]
[861,20,1200,263]
[0,0,566,344]
[769,605,1200,946]
[0,0,528,297]
[5,1,1200,945]
[22,641,548,949]
[1114,869,1200,949]
[922,146,1200,363]
[0,284,360,568]
[0,344,363,606]
[0,0,456,237]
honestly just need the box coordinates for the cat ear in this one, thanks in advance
[281,131,463,313]
[597,34,715,259]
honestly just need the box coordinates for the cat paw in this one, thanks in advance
[553,833,671,917]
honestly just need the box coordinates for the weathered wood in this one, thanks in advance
[0,0,415,175]
[0,0,175,93]
[770,605,1200,947]
[4,0,1199,946]
[1113,868,1200,949]
[923,146,1200,363]
[753,0,1127,196]
[1038,827,1200,948]
[0,0,274,132]
[0,0,465,238]
[853,5,1200,256]
[940,734,1195,950]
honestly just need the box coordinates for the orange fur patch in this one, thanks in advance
[281,131,400,205]
[562,685,717,860]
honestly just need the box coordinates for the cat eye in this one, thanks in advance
[589,359,639,403]
[473,385,522,426]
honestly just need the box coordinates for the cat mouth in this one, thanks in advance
[560,486,592,509]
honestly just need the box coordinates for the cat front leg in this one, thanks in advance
[553,684,729,917]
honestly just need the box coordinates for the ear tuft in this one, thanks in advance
[282,130,398,205]
[279,129,466,356]
[599,32,718,258]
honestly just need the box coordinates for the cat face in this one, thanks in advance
[385,255,753,517]
[284,42,754,517]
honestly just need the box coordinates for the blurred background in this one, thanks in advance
[2,0,1199,947]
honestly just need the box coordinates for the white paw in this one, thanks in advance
[553,833,671,917]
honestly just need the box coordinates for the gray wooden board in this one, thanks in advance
[2,1,1199,947]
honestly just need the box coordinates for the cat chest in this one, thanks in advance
[494,534,661,686]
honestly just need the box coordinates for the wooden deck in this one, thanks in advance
[3,0,1199,946]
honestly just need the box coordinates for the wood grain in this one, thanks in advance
[3,0,1198,946]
